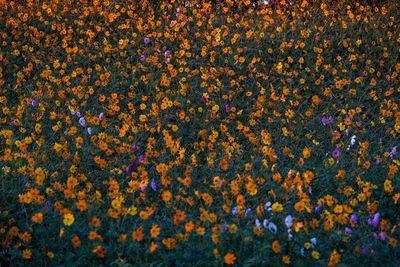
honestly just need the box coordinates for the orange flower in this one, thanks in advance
[162,238,177,250]
[71,235,81,248]
[92,245,105,258]
[224,252,236,265]
[150,224,160,238]
[162,190,172,202]
[272,240,281,253]
[149,241,158,253]
[220,159,228,171]
[294,201,305,212]
[132,227,144,242]
[185,221,194,233]
[328,250,341,266]
[282,256,291,264]
[22,249,32,259]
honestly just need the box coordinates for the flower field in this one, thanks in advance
[1,0,400,265]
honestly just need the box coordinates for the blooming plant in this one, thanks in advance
[0,0,400,266]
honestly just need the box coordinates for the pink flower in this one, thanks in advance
[133,144,137,151]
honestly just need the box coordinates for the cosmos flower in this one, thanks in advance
[268,222,277,233]
[79,117,86,126]
[285,215,293,228]
[232,206,238,215]
[368,212,380,227]
[332,149,340,158]
[351,214,357,224]
[255,219,261,230]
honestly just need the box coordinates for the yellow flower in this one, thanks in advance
[63,213,75,226]
[271,202,283,212]
[312,250,319,259]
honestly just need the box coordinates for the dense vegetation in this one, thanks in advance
[1,0,400,265]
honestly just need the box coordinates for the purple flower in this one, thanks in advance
[351,214,357,224]
[322,117,327,125]
[167,58,170,63]
[345,227,352,234]
[315,205,321,213]
[144,38,150,44]
[164,50,170,57]
[376,160,381,165]
[332,149,340,158]
[380,231,385,240]
[130,160,138,171]
[368,212,380,227]
[329,116,334,123]
[126,166,130,174]
[232,206,238,215]
[374,233,379,240]
[139,155,145,163]
[32,100,36,107]
[308,187,312,195]
[151,179,156,191]
[225,104,229,111]
[244,208,251,218]
[361,244,371,254]
[133,144,138,151]
[201,96,207,104]
[390,146,397,160]
[140,55,146,61]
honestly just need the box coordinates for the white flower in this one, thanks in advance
[265,201,271,209]
[350,135,356,145]
[285,215,293,228]
[99,113,104,120]
[87,127,92,135]
[79,117,86,126]
[255,219,261,230]
[268,222,277,233]
[263,219,269,228]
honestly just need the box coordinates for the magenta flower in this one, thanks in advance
[130,160,138,171]
[201,96,207,104]
[133,144,138,151]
